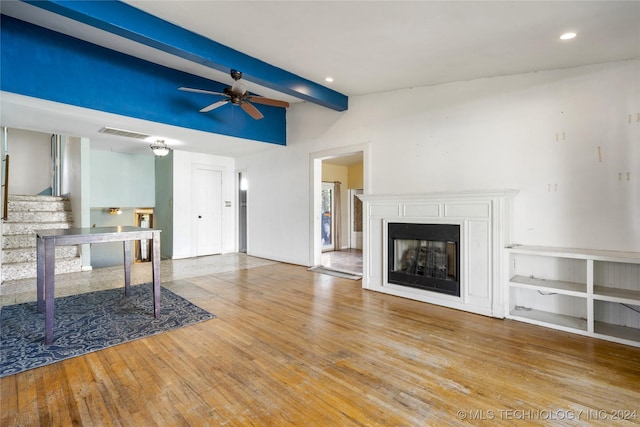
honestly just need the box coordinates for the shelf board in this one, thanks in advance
[594,286,640,305]
[510,275,587,296]
[506,245,640,264]
[509,307,587,332]
[594,322,640,345]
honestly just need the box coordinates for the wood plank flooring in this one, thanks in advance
[2,262,640,426]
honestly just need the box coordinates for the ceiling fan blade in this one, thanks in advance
[200,99,229,113]
[179,87,226,96]
[241,102,264,120]
[248,96,290,108]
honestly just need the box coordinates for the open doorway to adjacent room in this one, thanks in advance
[311,148,366,276]
[238,170,248,253]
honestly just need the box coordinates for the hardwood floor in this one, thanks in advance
[2,260,640,425]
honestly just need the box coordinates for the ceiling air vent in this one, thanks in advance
[98,127,151,140]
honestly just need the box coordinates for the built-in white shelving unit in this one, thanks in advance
[506,245,640,348]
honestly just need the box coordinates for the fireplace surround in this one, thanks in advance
[358,190,517,318]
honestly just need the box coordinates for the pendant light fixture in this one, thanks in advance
[150,140,171,156]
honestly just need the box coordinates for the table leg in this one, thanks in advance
[123,240,131,296]
[152,233,161,318]
[44,238,56,345]
[36,236,45,313]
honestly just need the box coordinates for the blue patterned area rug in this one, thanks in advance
[0,283,215,378]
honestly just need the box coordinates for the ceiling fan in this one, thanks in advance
[179,70,290,120]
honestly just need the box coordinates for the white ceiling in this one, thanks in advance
[1,1,639,156]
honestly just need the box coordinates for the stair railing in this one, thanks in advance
[1,154,7,221]
[2,126,7,220]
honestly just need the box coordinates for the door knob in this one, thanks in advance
[198,215,202,219]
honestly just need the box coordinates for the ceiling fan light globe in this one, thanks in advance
[231,80,248,95]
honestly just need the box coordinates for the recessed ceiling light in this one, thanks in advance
[325,77,334,83]
[560,32,577,40]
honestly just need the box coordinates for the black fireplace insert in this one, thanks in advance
[388,223,460,296]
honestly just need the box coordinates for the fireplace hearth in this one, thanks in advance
[388,223,460,296]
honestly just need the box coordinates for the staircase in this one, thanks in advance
[2,195,82,282]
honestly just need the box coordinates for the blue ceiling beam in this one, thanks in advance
[21,0,348,112]
[1,15,287,145]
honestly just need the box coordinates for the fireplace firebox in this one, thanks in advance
[388,223,460,296]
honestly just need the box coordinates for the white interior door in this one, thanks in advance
[194,168,222,256]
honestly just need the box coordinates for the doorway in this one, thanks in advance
[238,171,248,253]
[310,146,368,276]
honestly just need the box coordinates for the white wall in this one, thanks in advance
[65,136,91,268]
[7,128,51,195]
[238,60,640,266]
[238,144,310,264]
[172,151,236,259]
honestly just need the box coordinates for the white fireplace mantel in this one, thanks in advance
[358,190,517,318]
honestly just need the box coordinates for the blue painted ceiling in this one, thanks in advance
[1,15,288,145]
[1,0,349,150]
[2,0,637,154]
[22,0,348,112]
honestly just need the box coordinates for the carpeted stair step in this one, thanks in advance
[2,234,36,249]
[7,210,73,223]
[2,246,78,263]
[2,195,81,283]
[2,257,83,281]
[2,222,72,236]
[7,194,68,203]
[8,197,70,213]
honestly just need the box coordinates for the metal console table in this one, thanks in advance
[36,226,161,344]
